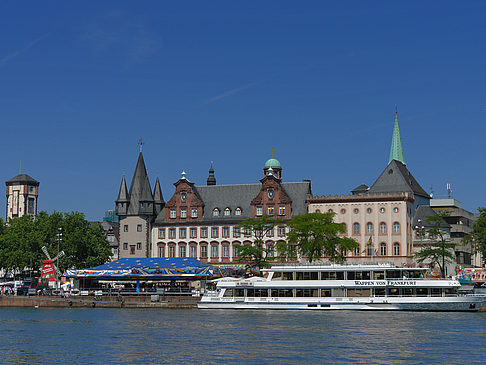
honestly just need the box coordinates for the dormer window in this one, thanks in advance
[213,208,220,217]
[235,207,242,216]
[224,208,231,216]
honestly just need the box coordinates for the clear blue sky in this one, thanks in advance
[1,2,485,221]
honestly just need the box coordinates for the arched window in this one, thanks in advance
[315,209,321,213]
[380,242,387,256]
[353,223,360,235]
[212,208,220,217]
[341,223,347,234]
[224,208,231,216]
[366,222,373,234]
[235,207,242,216]
[393,242,400,256]
[354,246,360,256]
[380,222,387,234]
[366,243,373,256]
[267,244,274,258]
[393,222,400,234]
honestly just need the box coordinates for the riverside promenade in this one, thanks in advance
[0,295,199,308]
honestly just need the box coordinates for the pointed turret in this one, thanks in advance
[115,175,129,216]
[127,152,154,216]
[389,112,405,165]
[153,177,165,214]
[207,162,216,186]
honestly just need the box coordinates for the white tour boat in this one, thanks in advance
[198,264,486,311]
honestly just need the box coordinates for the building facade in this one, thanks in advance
[5,174,39,221]
[150,159,311,264]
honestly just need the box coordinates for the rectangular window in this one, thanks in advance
[190,228,197,238]
[170,209,176,219]
[211,227,219,238]
[169,246,175,257]
[159,246,165,257]
[245,228,251,236]
[201,227,208,238]
[130,245,135,255]
[180,245,186,257]
[201,246,207,258]
[124,225,128,232]
[158,228,165,239]
[123,243,128,250]
[181,208,187,218]
[233,227,240,237]
[136,242,141,250]
[191,208,198,218]
[278,226,286,236]
[256,206,263,216]
[179,228,186,239]
[222,245,229,258]
[267,228,274,237]
[268,206,274,215]
[222,227,230,238]
[169,228,176,239]
[190,245,197,258]
[137,224,142,232]
[279,206,286,216]
[211,245,218,258]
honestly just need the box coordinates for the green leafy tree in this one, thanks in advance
[234,216,283,270]
[414,211,455,278]
[0,211,111,277]
[283,212,358,263]
[465,207,486,264]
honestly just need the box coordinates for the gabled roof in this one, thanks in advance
[368,160,429,199]
[127,153,154,215]
[6,174,39,185]
[154,181,312,223]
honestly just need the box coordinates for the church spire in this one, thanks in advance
[389,110,405,165]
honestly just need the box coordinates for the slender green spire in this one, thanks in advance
[388,111,405,165]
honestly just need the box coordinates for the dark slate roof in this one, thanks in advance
[6,174,39,185]
[153,177,164,203]
[368,160,429,198]
[116,175,129,202]
[351,184,369,194]
[127,153,154,214]
[154,181,312,223]
[412,205,450,229]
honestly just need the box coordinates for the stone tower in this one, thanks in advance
[5,174,39,221]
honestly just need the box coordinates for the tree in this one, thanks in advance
[414,211,455,278]
[465,207,486,264]
[0,211,112,277]
[234,216,283,270]
[283,212,358,263]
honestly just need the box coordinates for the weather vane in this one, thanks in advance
[138,138,144,153]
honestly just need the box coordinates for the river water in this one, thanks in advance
[0,308,485,364]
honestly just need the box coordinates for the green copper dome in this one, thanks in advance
[264,158,281,168]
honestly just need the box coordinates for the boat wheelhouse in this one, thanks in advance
[198,264,486,311]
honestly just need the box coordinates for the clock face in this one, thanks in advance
[268,189,274,199]
[181,192,187,202]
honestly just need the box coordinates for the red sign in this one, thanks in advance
[41,260,57,282]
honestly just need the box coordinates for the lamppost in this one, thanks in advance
[56,227,62,289]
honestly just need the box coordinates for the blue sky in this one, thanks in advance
[1,2,485,221]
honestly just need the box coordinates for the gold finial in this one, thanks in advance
[270,147,276,158]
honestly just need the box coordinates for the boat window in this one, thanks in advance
[386,270,401,279]
[271,289,294,297]
[296,272,317,280]
[235,289,245,297]
[445,288,456,296]
[431,288,442,297]
[347,271,356,280]
[272,272,282,280]
[354,271,371,280]
[416,288,428,296]
[283,272,294,280]
[296,289,318,297]
[247,289,255,297]
[373,271,385,280]
[332,288,345,297]
[336,271,344,280]
[374,288,386,297]
[223,289,233,297]
[407,270,424,279]
[347,289,371,297]
[402,288,413,296]
[321,271,338,280]
[321,289,332,297]
[388,288,400,296]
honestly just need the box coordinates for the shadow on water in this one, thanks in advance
[1,308,486,364]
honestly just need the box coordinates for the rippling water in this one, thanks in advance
[0,308,485,364]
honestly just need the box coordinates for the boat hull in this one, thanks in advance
[198,296,486,311]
